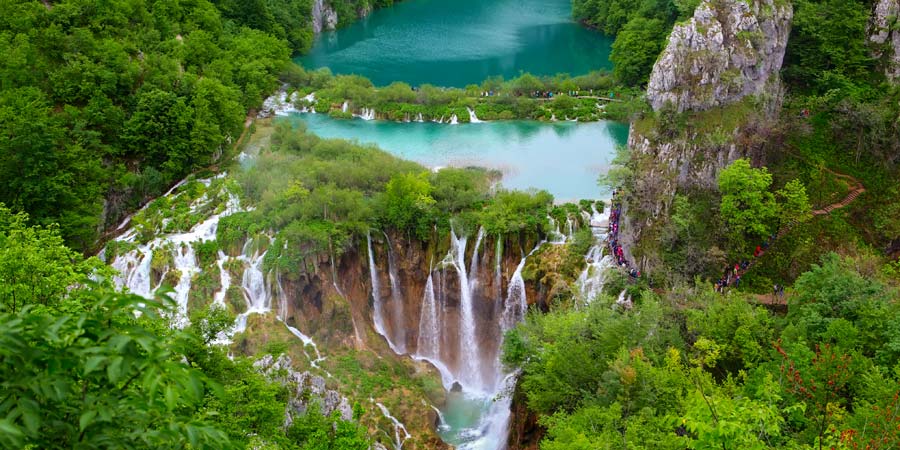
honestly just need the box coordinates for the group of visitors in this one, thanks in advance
[714,233,778,293]
[607,191,640,279]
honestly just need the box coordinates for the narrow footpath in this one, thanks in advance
[716,169,866,294]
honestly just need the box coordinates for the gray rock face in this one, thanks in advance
[255,354,353,426]
[312,0,339,34]
[647,0,792,112]
[869,0,900,81]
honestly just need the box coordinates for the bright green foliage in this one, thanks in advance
[292,67,639,123]
[777,179,813,226]
[611,18,668,86]
[480,190,554,235]
[681,374,786,450]
[784,0,876,95]
[0,205,109,313]
[286,403,371,450]
[0,292,232,449]
[718,159,777,252]
[508,260,900,449]
[0,0,291,249]
[789,253,900,363]
[381,172,436,237]
[572,0,680,86]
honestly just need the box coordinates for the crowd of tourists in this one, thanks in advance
[607,191,640,279]
[714,233,778,293]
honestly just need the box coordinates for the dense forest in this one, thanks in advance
[0,0,396,251]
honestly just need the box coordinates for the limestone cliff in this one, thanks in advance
[311,0,339,34]
[869,0,900,82]
[255,354,354,424]
[647,0,792,112]
[622,0,791,273]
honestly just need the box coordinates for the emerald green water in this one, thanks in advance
[296,0,613,87]
[282,113,629,202]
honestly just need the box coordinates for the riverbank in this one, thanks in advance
[275,66,646,123]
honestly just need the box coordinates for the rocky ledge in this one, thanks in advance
[254,354,354,426]
[647,0,793,112]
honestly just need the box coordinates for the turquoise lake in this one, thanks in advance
[282,113,629,202]
[296,0,614,87]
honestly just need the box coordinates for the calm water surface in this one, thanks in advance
[282,113,629,202]
[296,0,613,87]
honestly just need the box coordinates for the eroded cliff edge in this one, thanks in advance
[620,0,792,275]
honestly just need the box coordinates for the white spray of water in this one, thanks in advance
[383,232,408,354]
[416,273,440,360]
[368,232,403,354]
[375,401,411,450]
[443,226,480,390]
[467,107,484,123]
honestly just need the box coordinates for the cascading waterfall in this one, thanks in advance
[341,101,349,113]
[449,114,459,125]
[368,232,404,354]
[416,273,440,360]
[469,227,485,298]
[112,188,240,329]
[547,216,566,244]
[444,226,480,389]
[467,107,484,123]
[577,204,615,303]
[375,401,411,450]
[213,251,231,309]
[383,232,408,354]
[415,113,424,122]
[356,107,376,120]
[233,240,271,334]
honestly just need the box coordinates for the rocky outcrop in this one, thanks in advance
[618,117,774,271]
[255,354,354,425]
[647,0,792,112]
[869,0,900,81]
[312,0,339,33]
[621,0,791,274]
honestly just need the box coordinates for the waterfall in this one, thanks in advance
[449,114,459,125]
[341,101,349,113]
[416,113,424,122]
[233,240,271,334]
[547,216,566,244]
[416,273,440,359]
[375,401,411,450]
[565,216,575,237]
[368,232,404,354]
[577,204,615,304]
[467,107,484,123]
[383,232,407,354]
[430,404,450,432]
[213,251,231,310]
[356,107,376,121]
[500,255,527,332]
[112,249,154,298]
[469,227,485,296]
[444,226,481,389]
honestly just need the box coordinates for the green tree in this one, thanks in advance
[0,205,107,313]
[0,292,233,449]
[381,172,436,236]
[718,159,777,252]
[611,18,668,86]
[777,179,813,226]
